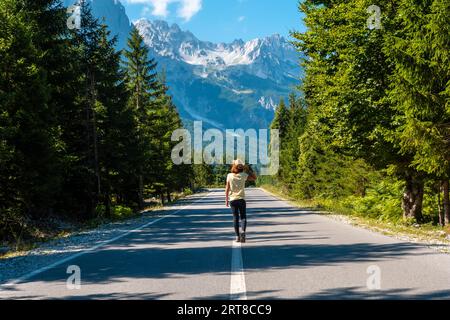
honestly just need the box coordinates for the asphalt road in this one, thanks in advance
[1,188,450,300]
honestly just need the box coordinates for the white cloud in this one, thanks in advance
[238,16,245,22]
[151,0,171,17]
[178,0,202,21]
[126,0,202,21]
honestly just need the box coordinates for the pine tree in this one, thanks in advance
[291,0,426,221]
[50,2,97,218]
[284,93,307,187]
[93,23,139,214]
[65,2,138,216]
[385,0,450,222]
[154,75,188,201]
[65,1,106,216]
[0,0,65,221]
[271,99,290,140]
[123,27,160,208]
[270,99,290,180]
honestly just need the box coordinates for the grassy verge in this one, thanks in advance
[0,189,203,259]
[260,184,450,254]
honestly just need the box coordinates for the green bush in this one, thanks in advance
[281,171,406,224]
[112,205,133,220]
[95,205,106,217]
[348,178,403,222]
[0,208,27,243]
[94,204,134,220]
[183,188,193,196]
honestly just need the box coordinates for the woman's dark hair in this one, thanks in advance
[231,164,244,174]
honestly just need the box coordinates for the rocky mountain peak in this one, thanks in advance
[62,0,301,129]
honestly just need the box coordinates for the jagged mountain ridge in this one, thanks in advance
[134,18,300,129]
[63,0,301,130]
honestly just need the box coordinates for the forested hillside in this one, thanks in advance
[268,0,449,226]
[0,0,192,244]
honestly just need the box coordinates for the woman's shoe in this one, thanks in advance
[235,236,241,243]
[240,233,246,243]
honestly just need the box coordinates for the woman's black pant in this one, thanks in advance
[230,199,247,236]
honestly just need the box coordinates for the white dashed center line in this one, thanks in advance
[230,240,247,300]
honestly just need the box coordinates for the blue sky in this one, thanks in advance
[122,0,305,43]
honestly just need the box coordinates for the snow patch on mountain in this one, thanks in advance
[134,18,297,72]
[259,97,277,111]
[133,18,301,129]
[62,0,301,129]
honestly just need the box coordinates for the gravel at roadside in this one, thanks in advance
[0,192,208,285]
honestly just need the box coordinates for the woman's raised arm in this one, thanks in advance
[245,165,257,182]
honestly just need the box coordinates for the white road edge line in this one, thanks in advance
[230,240,247,300]
[2,192,212,287]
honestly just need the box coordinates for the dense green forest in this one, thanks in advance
[0,0,194,243]
[267,0,449,226]
[1,0,449,246]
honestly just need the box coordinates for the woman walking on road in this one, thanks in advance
[225,159,257,243]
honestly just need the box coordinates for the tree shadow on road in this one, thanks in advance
[199,287,450,300]
[299,286,450,300]
[0,189,447,300]
[1,241,431,297]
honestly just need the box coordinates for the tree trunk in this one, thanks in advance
[402,173,424,222]
[438,184,444,226]
[90,73,101,202]
[160,192,165,205]
[167,191,172,203]
[105,191,111,218]
[136,84,144,210]
[85,79,93,217]
[138,169,144,210]
[443,180,450,225]
[92,106,101,197]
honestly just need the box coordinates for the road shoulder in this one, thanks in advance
[0,191,210,285]
[259,186,450,255]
